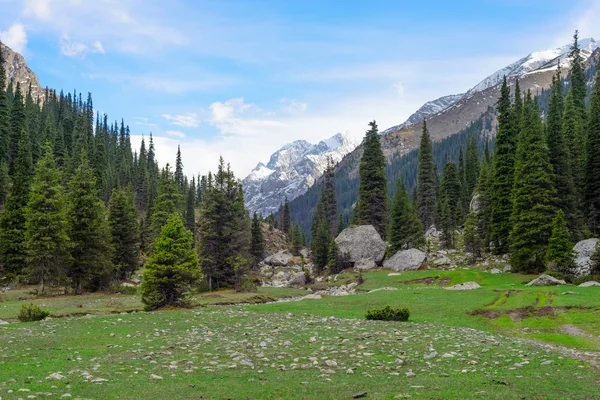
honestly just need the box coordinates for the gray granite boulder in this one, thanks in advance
[578,281,600,287]
[335,225,386,266]
[445,282,481,290]
[573,238,598,277]
[264,250,294,267]
[525,274,566,286]
[383,249,427,272]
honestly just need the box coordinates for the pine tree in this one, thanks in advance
[250,212,265,266]
[337,213,346,235]
[509,92,556,273]
[569,31,587,115]
[0,44,10,163]
[175,145,184,188]
[490,77,517,254]
[355,120,388,237]
[585,70,600,233]
[282,197,292,238]
[563,90,586,207]
[439,198,453,249]
[150,164,182,246]
[465,134,479,200]
[546,209,575,275]
[0,128,33,279]
[141,214,200,310]
[184,179,196,237]
[311,211,331,273]
[320,159,338,236]
[291,223,303,255]
[546,70,581,238]
[24,144,70,294]
[388,177,425,254]
[8,83,26,173]
[198,157,250,290]
[108,189,139,280]
[416,120,438,230]
[67,154,113,293]
[439,160,462,227]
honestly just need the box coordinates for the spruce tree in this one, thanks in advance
[355,120,388,237]
[490,77,517,254]
[141,214,199,310]
[388,177,425,254]
[509,92,556,273]
[563,90,586,206]
[585,71,600,233]
[546,70,581,238]
[0,43,10,163]
[250,212,265,266]
[108,189,140,280]
[0,128,33,279]
[67,155,113,293]
[416,120,437,230]
[175,145,184,188]
[282,197,292,238]
[291,223,303,255]
[439,160,462,227]
[465,134,479,200]
[8,84,26,173]
[546,209,575,275]
[24,144,70,294]
[184,179,196,237]
[320,159,338,236]
[149,164,182,246]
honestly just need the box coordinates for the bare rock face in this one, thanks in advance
[1,42,44,101]
[263,250,294,267]
[445,282,481,290]
[383,249,427,272]
[573,238,598,277]
[525,274,566,286]
[335,225,386,266]
[470,193,482,214]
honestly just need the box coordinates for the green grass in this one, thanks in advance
[1,270,599,399]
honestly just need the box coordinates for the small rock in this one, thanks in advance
[352,392,368,399]
[526,274,566,286]
[325,360,337,367]
[346,368,354,374]
[46,372,66,381]
[405,370,416,378]
[423,352,437,359]
[503,265,512,272]
[490,268,502,274]
[540,360,554,366]
[561,291,579,295]
[445,282,481,290]
[150,374,163,380]
[578,281,600,287]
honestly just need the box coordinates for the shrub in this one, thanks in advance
[107,284,138,295]
[365,305,409,322]
[18,303,50,322]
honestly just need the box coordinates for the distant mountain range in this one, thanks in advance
[1,42,44,99]
[242,132,358,216]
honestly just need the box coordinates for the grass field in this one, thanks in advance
[1,269,599,399]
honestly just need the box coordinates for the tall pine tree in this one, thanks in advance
[416,120,437,230]
[388,177,425,254]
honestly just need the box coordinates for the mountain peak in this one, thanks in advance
[243,132,358,215]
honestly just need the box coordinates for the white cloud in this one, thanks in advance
[165,130,185,138]
[134,117,157,129]
[60,34,104,57]
[162,113,200,129]
[23,0,52,21]
[280,98,308,113]
[392,81,405,96]
[0,23,28,54]
[209,98,285,137]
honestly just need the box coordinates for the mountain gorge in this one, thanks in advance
[243,132,359,216]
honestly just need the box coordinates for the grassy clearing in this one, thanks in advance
[0,269,599,399]
[1,308,599,399]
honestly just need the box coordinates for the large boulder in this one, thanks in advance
[469,193,482,214]
[335,225,386,266]
[578,281,600,287]
[383,249,427,272]
[287,272,307,288]
[525,274,566,286]
[263,250,294,267]
[573,238,598,277]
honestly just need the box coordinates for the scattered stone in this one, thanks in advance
[325,360,337,367]
[46,372,66,381]
[561,291,579,295]
[263,250,294,267]
[150,374,163,380]
[433,256,451,266]
[490,268,502,274]
[387,273,402,276]
[286,272,307,288]
[301,294,322,300]
[352,392,368,399]
[383,249,427,272]
[578,281,600,287]
[0,319,8,325]
[445,282,481,290]
[503,265,512,272]
[541,360,554,366]
[423,351,437,359]
[405,370,416,378]
[525,274,566,286]
[346,368,354,374]
[335,225,386,268]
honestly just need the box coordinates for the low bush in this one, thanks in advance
[18,303,50,322]
[107,284,138,295]
[365,305,409,322]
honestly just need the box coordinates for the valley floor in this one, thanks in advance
[1,270,599,399]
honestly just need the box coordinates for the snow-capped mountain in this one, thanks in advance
[468,38,599,95]
[382,93,464,134]
[243,132,359,216]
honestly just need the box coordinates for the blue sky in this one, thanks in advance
[1,0,599,177]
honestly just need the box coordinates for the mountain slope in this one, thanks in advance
[243,132,358,216]
[289,39,600,237]
[1,42,43,99]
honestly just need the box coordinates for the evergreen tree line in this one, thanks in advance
[0,46,256,302]
[308,32,600,278]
